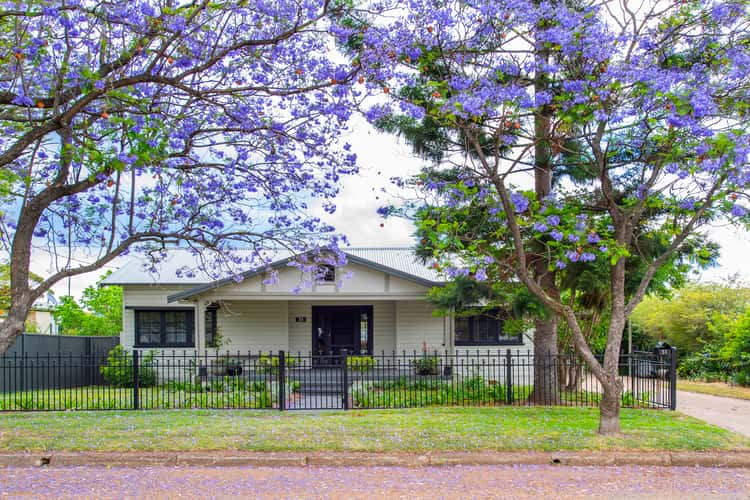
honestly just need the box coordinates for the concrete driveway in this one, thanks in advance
[678,390,750,437]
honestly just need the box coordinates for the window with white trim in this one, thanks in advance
[135,309,195,348]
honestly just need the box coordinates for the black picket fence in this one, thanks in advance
[0,348,676,412]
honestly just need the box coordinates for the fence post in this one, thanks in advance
[669,347,677,410]
[278,350,286,411]
[505,349,513,405]
[630,353,636,403]
[342,350,349,410]
[132,350,140,410]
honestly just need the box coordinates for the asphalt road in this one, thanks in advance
[1,464,748,498]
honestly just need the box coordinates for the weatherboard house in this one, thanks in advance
[103,248,531,358]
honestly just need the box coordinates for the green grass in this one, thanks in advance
[0,407,747,453]
[678,379,750,401]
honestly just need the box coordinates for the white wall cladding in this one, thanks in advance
[372,301,396,354]
[216,301,288,353]
[395,300,446,352]
[288,302,312,354]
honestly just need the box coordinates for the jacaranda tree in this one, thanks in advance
[360,0,750,433]
[0,0,363,353]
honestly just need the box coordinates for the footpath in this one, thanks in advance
[2,450,750,468]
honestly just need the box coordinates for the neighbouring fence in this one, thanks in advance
[1,334,119,393]
[0,347,676,412]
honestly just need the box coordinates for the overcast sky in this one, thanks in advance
[19,115,750,301]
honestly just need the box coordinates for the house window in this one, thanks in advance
[135,309,194,348]
[318,264,336,283]
[205,304,218,348]
[454,309,521,346]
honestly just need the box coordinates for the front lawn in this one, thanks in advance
[0,407,747,453]
[678,380,750,401]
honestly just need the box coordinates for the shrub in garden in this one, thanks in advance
[100,345,157,387]
[258,354,298,374]
[677,351,733,382]
[347,355,375,371]
[353,376,511,408]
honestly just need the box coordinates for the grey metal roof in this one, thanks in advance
[100,251,217,286]
[346,248,442,283]
[101,247,445,294]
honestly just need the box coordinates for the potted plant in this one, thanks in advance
[412,341,440,375]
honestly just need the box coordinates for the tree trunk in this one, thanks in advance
[529,314,559,404]
[527,33,559,405]
[571,362,583,391]
[0,306,28,354]
[598,375,623,435]
[596,246,628,434]
[560,356,583,392]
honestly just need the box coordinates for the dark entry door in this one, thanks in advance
[312,306,373,358]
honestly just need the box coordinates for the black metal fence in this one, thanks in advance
[0,347,676,412]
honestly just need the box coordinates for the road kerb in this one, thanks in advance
[1,451,749,468]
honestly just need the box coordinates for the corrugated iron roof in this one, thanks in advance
[101,247,443,288]
[346,247,441,283]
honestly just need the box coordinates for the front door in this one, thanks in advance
[312,306,373,358]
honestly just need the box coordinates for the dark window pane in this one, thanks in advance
[137,311,161,345]
[205,307,217,347]
[455,318,470,343]
[319,265,335,282]
[165,311,189,344]
[455,309,520,345]
[474,315,502,343]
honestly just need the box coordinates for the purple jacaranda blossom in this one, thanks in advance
[587,232,601,244]
[566,250,580,262]
[11,93,33,107]
[580,252,596,262]
[730,204,747,217]
[510,192,529,213]
[533,222,548,232]
[550,230,564,241]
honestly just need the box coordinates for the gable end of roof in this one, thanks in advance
[167,251,443,303]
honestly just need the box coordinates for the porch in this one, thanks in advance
[196,299,449,355]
